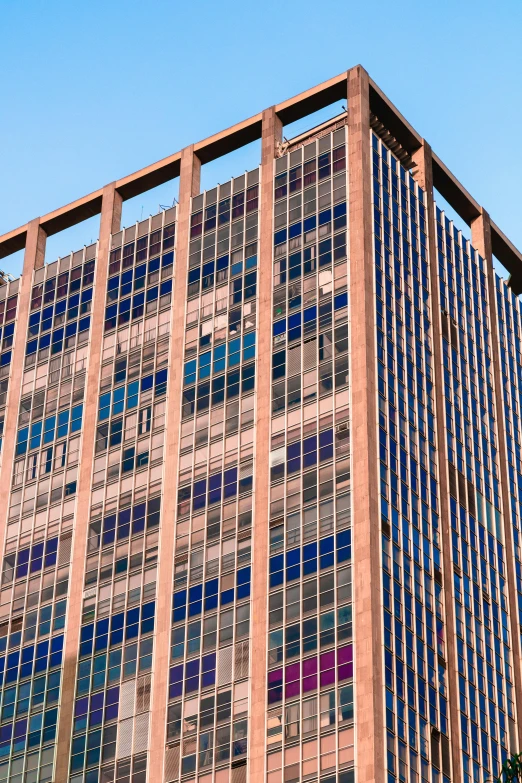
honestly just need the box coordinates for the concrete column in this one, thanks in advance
[412,141,462,780]
[249,106,283,782]
[0,219,46,567]
[471,209,522,752]
[148,145,201,782]
[348,64,385,783]
[54,183,122,783]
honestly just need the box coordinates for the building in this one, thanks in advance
[0,64,521,783]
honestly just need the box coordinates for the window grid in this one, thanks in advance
[372,134,450,783]
[66,212,177,783]
[0,246,97,783]
[266,128,354,783]
[166,172,259,783]
[436,210,513,782]
[0,283,19,453]
[496,277,522,652]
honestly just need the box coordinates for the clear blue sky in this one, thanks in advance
[1,0,521,277]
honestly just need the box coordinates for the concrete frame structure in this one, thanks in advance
[0,65,521,783]
[2,70,521,292]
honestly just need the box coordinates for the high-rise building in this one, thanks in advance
[0,65,521,783]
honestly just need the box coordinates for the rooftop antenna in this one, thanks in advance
[159,195,179,212]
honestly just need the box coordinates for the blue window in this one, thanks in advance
[16,426,29,456]
[127,381,139,409]
[273,319,286,337]
[228,338,241,368]
[184,359,197,386]
[243,332,256,361]
[140,374,153,392]
[334,292,348,310]
[30,421,43,451]
[99,393,111,421]
[112,387,125,416]
[71,405,83,433]
[274,229,287,246]
[289,222,302,239]
[26,339,38,356]
[213,344,226,374]
[57,410,69,439]
[319,208,331,226]
[199,351,211,379]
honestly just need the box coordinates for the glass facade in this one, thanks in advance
[437,214,514,783]
[266,127,353,783]
[1,248,96,783]
[0,280,18,455]
[372,135,450,783]
[69,210,176,783]
[495,276,522,655]
[0,74,521,783]
[165,172,259,783]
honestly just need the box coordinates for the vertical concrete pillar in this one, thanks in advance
[412,141,462,780]
[0,219,46,563]
[472,209,522,751]
[249,106,282,782]
[148,146,201,782]
[54,183,122,783]
[348,64,385,783]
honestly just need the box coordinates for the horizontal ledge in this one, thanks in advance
[276,72,348,126]
[116,153,182,200]
[491,220,522,294]
[194,115,263,165]
[41,191,104,237]
[0,226,27,260]
[368,78,422,155]
[432,153,481,225]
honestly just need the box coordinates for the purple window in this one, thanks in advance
[185,659,200,693]
[89,709,103,727]
[303,673,318,693]
[337,644,352,664]
[16,548,29,579]
[75,697,89,718]
[320,650,336,687]
[105,704,119,721]
[338,644,353,681]
[170,665,182,683]
[320,650,335,671]
[267,668,283,705]
[106,686,119,705]
[202,668,216,688]
[30,542,44,573]
[208,473,222,506]
[285,661,300,696]
[319,428,334,461]
[169,681,183,699]
[285,662,299,679]
[90,691,104,711]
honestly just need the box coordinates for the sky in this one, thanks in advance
[1,0,521,277]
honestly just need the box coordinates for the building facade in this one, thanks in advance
[0,65,521,783]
